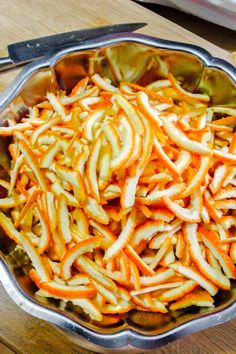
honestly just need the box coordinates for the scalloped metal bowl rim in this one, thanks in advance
[0,33,235,350]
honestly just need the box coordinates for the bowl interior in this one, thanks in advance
[0,40,236,338]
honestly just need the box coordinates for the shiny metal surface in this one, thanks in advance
[0,23,147,72]
[0,33,235,352]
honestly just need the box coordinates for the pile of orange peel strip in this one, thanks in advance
[0,71,236,322]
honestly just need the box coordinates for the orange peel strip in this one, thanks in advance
[168,73,210,102]
[18,139,48,192]
[85,197,109,225]
[120,167,143,209]
[150,237,172,270]
[125,245,155,276]
[98,143,112,190]
[0,194,26,208]
[140,183,185,205]
[169,290,214,311]
[57,194,72,243]
[169,263,218,296]
[136,91,162,127]
[214,149,236,164]
[114,94,144,135]
[125,82,172,104]
[69,76,89,97]
[104,208,137,262]
[54,165,87,205]
[161,117,212,155]
[83,109,105,142]
[111,114,135,170]
[140,269,175,287]
[163,196,201,223]
[102,120,121,158]
[46,93,66,119]
[90,279,117,305]
[184,223,230,289]
[40,140,61,168]
[180,155,211,198]
[76,255,117,291]
[153,137,181,179]
[14,189,41,228]
[131,220,164,249]
[30,269,96,299]
[214,186,236,200]
[131,281,183,297]
[209,164,228,194]
[199,226,236,279]
[160,280,197,302]
[86,135,102,201]
[31,115,61,145]
[35,206,51,254]
[101,300,132,315]
[91,73,117,92]
[61,237,101,280]
[229,132,236,154]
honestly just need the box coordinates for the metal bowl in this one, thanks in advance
[0,33,235,353]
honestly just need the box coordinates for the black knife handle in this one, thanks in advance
[0,57,15,72]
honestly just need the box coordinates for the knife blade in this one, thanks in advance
[0,22,146,72]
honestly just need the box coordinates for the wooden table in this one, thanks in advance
[0,1,235,353]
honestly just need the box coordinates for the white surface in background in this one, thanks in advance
[139,0,236,30]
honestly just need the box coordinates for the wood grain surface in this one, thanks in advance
[0,1,235,353]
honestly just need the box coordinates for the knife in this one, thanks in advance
[0,22,146,72]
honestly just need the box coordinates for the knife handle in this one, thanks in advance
[0,57,15,72]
